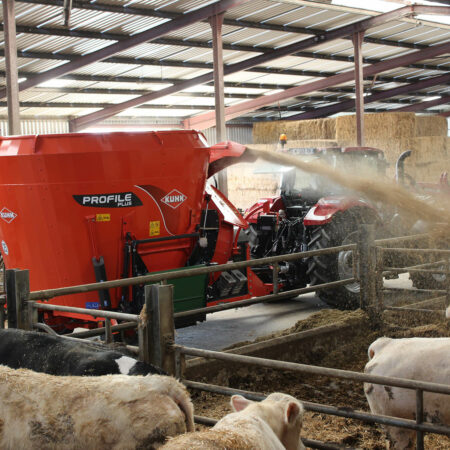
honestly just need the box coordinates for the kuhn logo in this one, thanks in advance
[161,190,187,209]
[0,207,17,223]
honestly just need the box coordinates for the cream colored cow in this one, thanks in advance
[364,337,450,449]
[163,392,305,450]
[0,366,194,449]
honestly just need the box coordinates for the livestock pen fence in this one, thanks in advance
[3,225,450,449]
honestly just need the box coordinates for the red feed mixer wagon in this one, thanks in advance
[0,131,274,331]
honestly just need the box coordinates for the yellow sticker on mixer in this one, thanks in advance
[96,214,110,222]
[149,220,160,236]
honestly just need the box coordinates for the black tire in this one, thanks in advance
[307,213,362,309]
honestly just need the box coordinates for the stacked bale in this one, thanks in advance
[251,112,449,182]
[227,144,279,210]
[229,113,448,210]
[253,118,336,143]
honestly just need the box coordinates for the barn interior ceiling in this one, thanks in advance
[0,0,449,130]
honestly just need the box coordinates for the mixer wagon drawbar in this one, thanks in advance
[0,131,273,331]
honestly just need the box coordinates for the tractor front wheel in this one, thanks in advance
[307,214,362,309]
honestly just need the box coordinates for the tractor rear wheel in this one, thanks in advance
[307,213,361,309]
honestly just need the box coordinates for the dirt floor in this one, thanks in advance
[189,309,450,449]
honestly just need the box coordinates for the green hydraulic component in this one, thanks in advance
[154,265,208,314]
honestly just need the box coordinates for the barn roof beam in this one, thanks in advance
[69,6,441,130]
[8,25,447,73]
[11,101,438,115]
[16,0,446,52]
[0,0,250,99]
[5,70,446,97]
[394,95,449,113]
[6,48,446,80]
[29,87,429,105]
[185,40,450,129]
[2,101,362,113]
[286,73,450,120]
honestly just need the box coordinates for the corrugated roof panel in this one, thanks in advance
[116,107,203,117]
[157,0,219,14]
[115,42,187,59]
[12,58,67,74]
[10,4,62,25]
[161,22,212,40]
[1,0,447,122]
[47,92,136,104]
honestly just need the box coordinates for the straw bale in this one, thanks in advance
[286,139,339,148]
[407,136,448,165]
[410,159,450,183]
[415,115,448,137]
[227,163,280,210]
[252,118,336,143]
[335,112,416,142]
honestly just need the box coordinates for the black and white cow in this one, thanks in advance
[0,328,165,376]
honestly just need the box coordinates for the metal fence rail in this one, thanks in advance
[173,346,450,445]
[184,380,450,436]
[28,244,356,301]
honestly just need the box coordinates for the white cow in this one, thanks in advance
[162,392,305,450]
[364,337,450,449]
[0,365,194,449]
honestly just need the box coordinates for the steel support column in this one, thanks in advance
[2,0,20,135]
[210,13,228,195]
[353,31,365,146]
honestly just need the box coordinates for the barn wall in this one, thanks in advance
[202,125,253,146]
[0,119,69,135]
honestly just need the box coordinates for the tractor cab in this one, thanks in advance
[280,146,388,200]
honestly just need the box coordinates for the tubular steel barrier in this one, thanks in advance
[174,345,450,449]
[373,232,449,320]
[27,244,356,301]
[5,241,359,368]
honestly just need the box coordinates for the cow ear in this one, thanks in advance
[230,395,252,412]
[285,401,301,425]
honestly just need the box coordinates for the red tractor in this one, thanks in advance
[242,145,404,308]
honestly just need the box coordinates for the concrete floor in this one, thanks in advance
[175,274,415,351]
[175,292,328,351]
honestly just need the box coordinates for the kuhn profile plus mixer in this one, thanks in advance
[0,131,268,330]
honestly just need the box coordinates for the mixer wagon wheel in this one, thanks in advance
[307,213,361,309]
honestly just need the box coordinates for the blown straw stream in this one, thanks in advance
[244,146,450,233]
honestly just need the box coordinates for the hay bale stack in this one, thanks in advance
[227,162,279,210]
[241,113,449,209]
[253,118,336,143]
[335,112,416,142]
[415,115,448,137]
[405,137,449,182]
